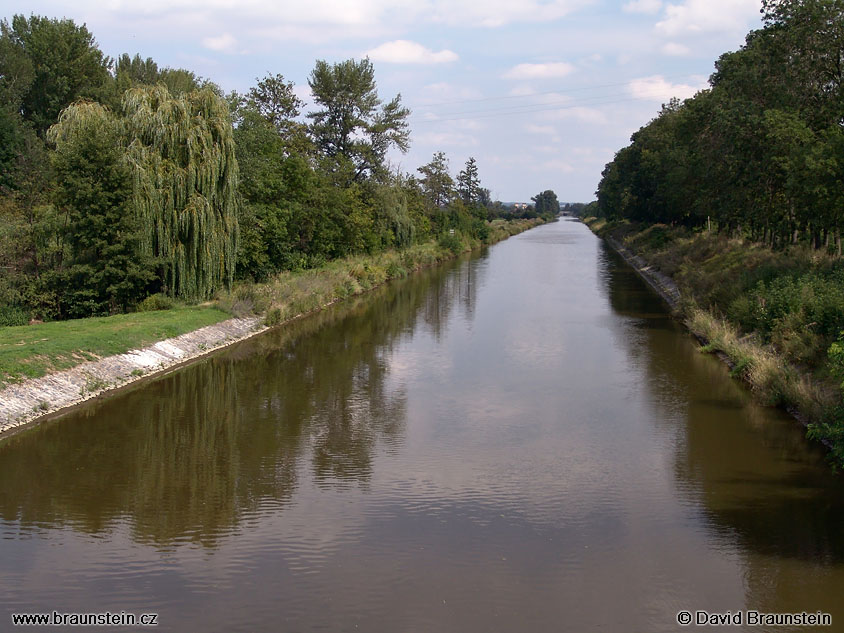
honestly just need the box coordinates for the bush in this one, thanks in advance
[136,293,175,312]
[0,304,29,326]
[264,307,283,327]
[438,232,464,254]
[385,260,407,279]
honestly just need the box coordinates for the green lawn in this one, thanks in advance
[0,306,230,388]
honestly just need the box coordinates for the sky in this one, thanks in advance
[5,0,764,202]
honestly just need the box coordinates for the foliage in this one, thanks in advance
[456,157,481,205]
[531,189,561,218]
[307,58,410,184]
[48,101,154,317]
[136,293,175,312]
[595,0,844,252]
[0,15,112,136]
[121,85,239,300]
[0,14,556,338]
[417,152,454,208]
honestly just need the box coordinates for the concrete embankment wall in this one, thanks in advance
[605,236,682,311]
[0,317,264,436]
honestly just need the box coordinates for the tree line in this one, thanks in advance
[594,0,844,251]
[0,14,559,324]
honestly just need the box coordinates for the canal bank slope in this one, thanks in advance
[585,218,843,464]
[0,218,543,438]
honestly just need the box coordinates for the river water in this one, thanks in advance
[2,219,843,632]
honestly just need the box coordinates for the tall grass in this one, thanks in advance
[594,220,844,465]
[217,219,543,327]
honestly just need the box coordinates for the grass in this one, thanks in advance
[0,306,229,388]
[585,218,844,465]
[216,219,543,326]
[0,218,543,391]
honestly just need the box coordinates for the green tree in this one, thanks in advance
[245,74,303,135]
[417,151,454,209]
[114,53,160,93]
[307,58,410,183]
[456,156,481,205]
[121,85,239,299]
[531,189,561,217]
[48,102,152,317]
[0,15,111,136]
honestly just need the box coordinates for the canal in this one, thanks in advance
[2,219,843,631]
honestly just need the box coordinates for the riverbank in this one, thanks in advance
[585,217,844,465]
[0,218,543,437]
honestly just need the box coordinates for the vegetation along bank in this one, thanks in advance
[579,0,844,467]
[0,217,543,436]
[0,12,555,433]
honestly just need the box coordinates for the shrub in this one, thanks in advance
[438,232,464,254]
[264,307,283,327]
[0,305,29,326]
[136,293,175,312]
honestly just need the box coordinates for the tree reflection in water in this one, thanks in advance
[0,254,486,548]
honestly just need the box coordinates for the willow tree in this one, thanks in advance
[122,85,238,299]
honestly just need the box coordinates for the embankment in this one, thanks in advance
[0,218,543,438]
[0,317,264,435]
[585,218,844,464]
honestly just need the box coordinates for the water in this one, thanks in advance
[2,219,843,632]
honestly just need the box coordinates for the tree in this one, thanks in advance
[234,73,311,157]
[307,58,410,183]
[531,190,561,217]
[245,74,303,135]
[0,15,111,136]
[48,102,152,317]
[417,151,454,208]
[457,157,481,205]
[121,85,239,299]
[115,53,160,86]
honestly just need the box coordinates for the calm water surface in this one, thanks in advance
[2,219,844,632]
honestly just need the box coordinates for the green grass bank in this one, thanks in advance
[0,218,542,391]
[220,218,543,326]
[585,218,844,466]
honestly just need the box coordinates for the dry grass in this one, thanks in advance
[217,219,543,327]
[590,219,844,464]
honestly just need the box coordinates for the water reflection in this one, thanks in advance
[3,221,844,632]
[600,240,844,622]
[0,255,484,547]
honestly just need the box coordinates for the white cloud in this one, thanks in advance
[415,131,479,147]
[202,32,237,53]
[655,0,760,36]
[366,40,458,64]
[292,84,314,108]
[628,75,704,101]
[99,0,593,38]
[543,106,608,125]
[661,42,690,55]
[428,0,593,27]
[508,84,538,97]
[623,0,663,14]
[525,124,557,135]
[503,62,576,80]
[542,159,575,173]
[418,83,483,104]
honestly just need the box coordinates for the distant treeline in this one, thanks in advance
[0,15,559,324]
[594,0,843,251]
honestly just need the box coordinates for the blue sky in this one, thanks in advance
[6,0,764,201]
